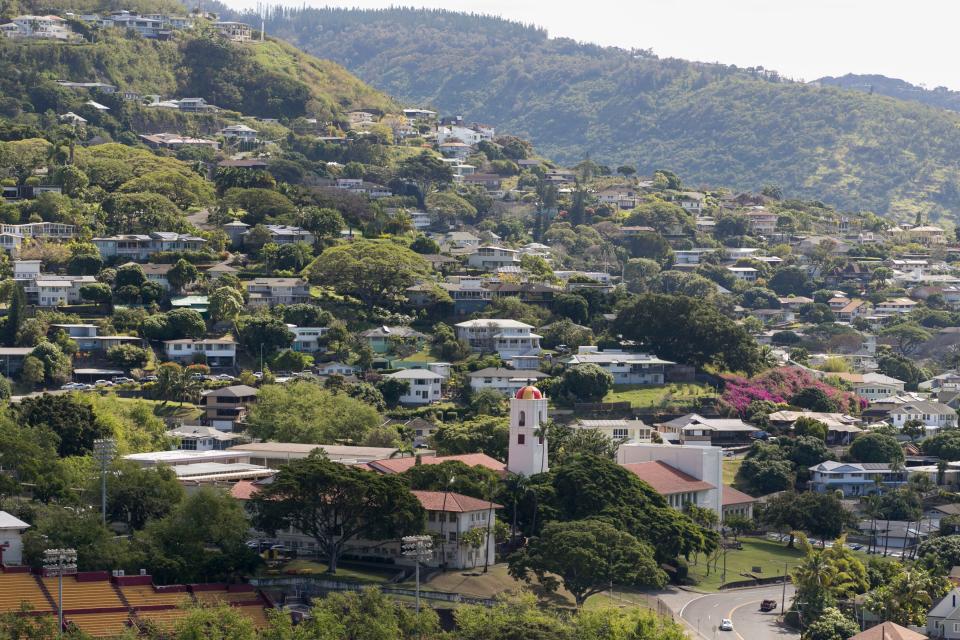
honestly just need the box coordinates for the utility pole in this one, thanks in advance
[781,561,788,613]
[93,438,116,525]
[44,548,77,638]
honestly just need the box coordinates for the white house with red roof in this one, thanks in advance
[231,481,501,570]
[620,461,715,510]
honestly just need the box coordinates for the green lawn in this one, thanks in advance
[688,537,804,591]
[108,396,204,422]
[602,383,714,409]
[723,458,744,486]
[274,559,396,584]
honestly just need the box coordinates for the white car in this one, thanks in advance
[719,619,733,632]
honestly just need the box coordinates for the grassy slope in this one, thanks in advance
[248,38,399,114]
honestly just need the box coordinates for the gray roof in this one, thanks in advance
[658,413,757,432]
[0,511,30,530]
[468,368,547,379]
[890,400,956,414]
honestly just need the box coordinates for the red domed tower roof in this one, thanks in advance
[515,385,543,400]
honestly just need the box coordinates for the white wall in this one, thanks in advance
[617,443,723,513]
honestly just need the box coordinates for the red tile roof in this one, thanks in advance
[367,453,506,475]
[411,490,502,513]
[722,485,757,506]
[848,622,927,640]
[620,461,715,495]
[230,480,259,500]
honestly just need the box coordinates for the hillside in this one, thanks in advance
[0,21,397,123]
[219,5,960,222]
[815,74,960,113]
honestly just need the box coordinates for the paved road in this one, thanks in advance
[679,584,798,640]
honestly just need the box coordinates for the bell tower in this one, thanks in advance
[507,385,548,476]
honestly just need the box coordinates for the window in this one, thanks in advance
[519,411,526,427]
[448,531,457,542]
[428,512,436,522]
[612,428,629,439]
[517,434,525,445]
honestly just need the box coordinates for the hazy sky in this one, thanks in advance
[234,0,960,89]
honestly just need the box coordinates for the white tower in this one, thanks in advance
[507,385,549,476]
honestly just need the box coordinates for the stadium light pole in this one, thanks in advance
[43,548,77,637]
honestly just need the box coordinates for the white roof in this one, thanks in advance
[0,511,29,530]
[387,368,446,380]
[455,319,534,329]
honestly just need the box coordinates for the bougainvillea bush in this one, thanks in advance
[720,366,861,416]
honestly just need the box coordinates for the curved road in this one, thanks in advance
[679,584,798,640]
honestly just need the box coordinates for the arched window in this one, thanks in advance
[518,411,526,427]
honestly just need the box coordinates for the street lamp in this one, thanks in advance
[401,535,433,614]
[93,438,116,524]
[43,548,77,637]
[439,475,455,570]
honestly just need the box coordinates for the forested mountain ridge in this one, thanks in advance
[815,74,960,113]
[213,4,960,223]
[0,12,398,123]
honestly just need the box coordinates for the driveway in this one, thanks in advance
[678,584,798,640]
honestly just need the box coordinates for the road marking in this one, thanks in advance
[727,599,763,640]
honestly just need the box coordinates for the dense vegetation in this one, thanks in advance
[0,20,396,122]
[217,5,960,222]
[817,74,960,113]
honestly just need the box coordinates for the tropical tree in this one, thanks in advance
[250,453,425,573]
[508,519,667,607]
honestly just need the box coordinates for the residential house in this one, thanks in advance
[439,278,492,315]
[440,231,481,249]
[175,97,216,113]
[220,124,257,142]
[315,361,359,377]
[244,278,310,307]
[727,266,758,283]
[382,417,439,449]
[657,414,758,446]
[1,15,76,39]
[0,347,34,375]
[673,248,721,265]
[927,587,960,639]
[163,338,237,367]
[166,425,243,451]
[384,369,445,405]
[572,419,651,443]
[138,133,219,150]
[858,622,926,640]
[359,326,426,354]
[853,373,906,402]
[288,326,327,353]
[200,384,258,431]
[366,452,504,475]
[50,323,142,353]
[15,265,96,306]
[214,21,253,41]
[889,400,957,434]
[766,410,863,445]
[617,443,723,513]
[56,80,116,93]
[461,173,502,191]
[836,298,871,322]
[564,346,674,385]
[875,297,919,315]
[134,262,174,290]
[744,208,778,235]
[466,246,520,270]
[675,192,705,215]
[247,225,314,246]
[93,232,206,260]
[900,224,947,246]
[825,262,873,286]
[596,187,638,210]
[438,142,472,159]
[809,460,907,497]
[467,368,548,396]
[455,319,542,359]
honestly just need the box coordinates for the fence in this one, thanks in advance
[249,575,498,607]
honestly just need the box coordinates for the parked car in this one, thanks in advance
[94,379,114,387]
[719,619,733,631]
[60,382,82,390]
[142,375,158,382]
[112,376,134,384]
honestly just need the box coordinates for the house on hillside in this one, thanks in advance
[809,460,907,497]
[163,338,237,367]
[455,319,541,359]
[200,384,258,432]
[384,369,445,405]
[657,414,758,446]
[467,368,548,396]
[564,346,674,385]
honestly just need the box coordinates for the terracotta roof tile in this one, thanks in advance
[722,485,757,506]
[620,461,715,495]
[367,453,506,475]
[411,490,502,512]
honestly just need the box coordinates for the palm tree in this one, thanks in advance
[482,478,496,573]
[502,473,528,543]
[438,474,455,570]
[533,419,558,474]
[937,460,948,487]
[389,441,415,459]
